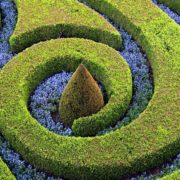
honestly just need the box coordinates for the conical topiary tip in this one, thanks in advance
[59,64,104,127]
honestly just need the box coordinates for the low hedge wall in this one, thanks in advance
[159,0,180,14]
[0,0,180,179]
[161,170,180,180]
[1,38,133,179]
[81,0,180,176]
[2,38,132,137]
[10,0,121,53]
[0,157,15,180]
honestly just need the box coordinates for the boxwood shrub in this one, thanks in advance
[1,38,132,137]
[0,0,179,179]
[159,0,180,14]
[0,38,134,179]
[10,0,122,53]
[0,157,15,180]
[161,169,180,180]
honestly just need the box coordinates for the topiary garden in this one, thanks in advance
[0,0,179,179]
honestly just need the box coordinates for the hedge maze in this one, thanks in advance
[0,0,179,179]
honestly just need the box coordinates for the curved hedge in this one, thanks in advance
[159,0,180,14]
[10,0,121,52]
[0,157,15,180]
[0,39,132,136]
[161,170,180,180]
[2,38,133,137]
[1,38,133,178]
[0,0,180,179]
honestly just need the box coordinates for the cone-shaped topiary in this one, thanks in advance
[59,64,104,127]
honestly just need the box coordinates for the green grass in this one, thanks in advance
[10,0,122,52]
[0,158,15,180]
[159,0,180,14]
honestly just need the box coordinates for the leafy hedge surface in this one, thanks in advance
[0,38,132,178]
[159,0,180,14]
[0,157,15,180]
[1,1,180,180]
[9,0,121,53]
[161,169,180,180]
[3,38,133,137]
[59,64,105,129]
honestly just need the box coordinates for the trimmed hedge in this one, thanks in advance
[161,170,180,180]
[0,38,132,137]
[0,157,15,180]
[0,1,180,179]
[10,0,121,52]
[0,38,133,178]
[159,0,180,14]
[82,0,180,174]
[59,64,105,128]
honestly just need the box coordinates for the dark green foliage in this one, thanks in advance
[159,0,180,14]
[59,64,104,127]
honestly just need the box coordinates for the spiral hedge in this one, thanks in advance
[1,38,132,137]
[0,0,180,179]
